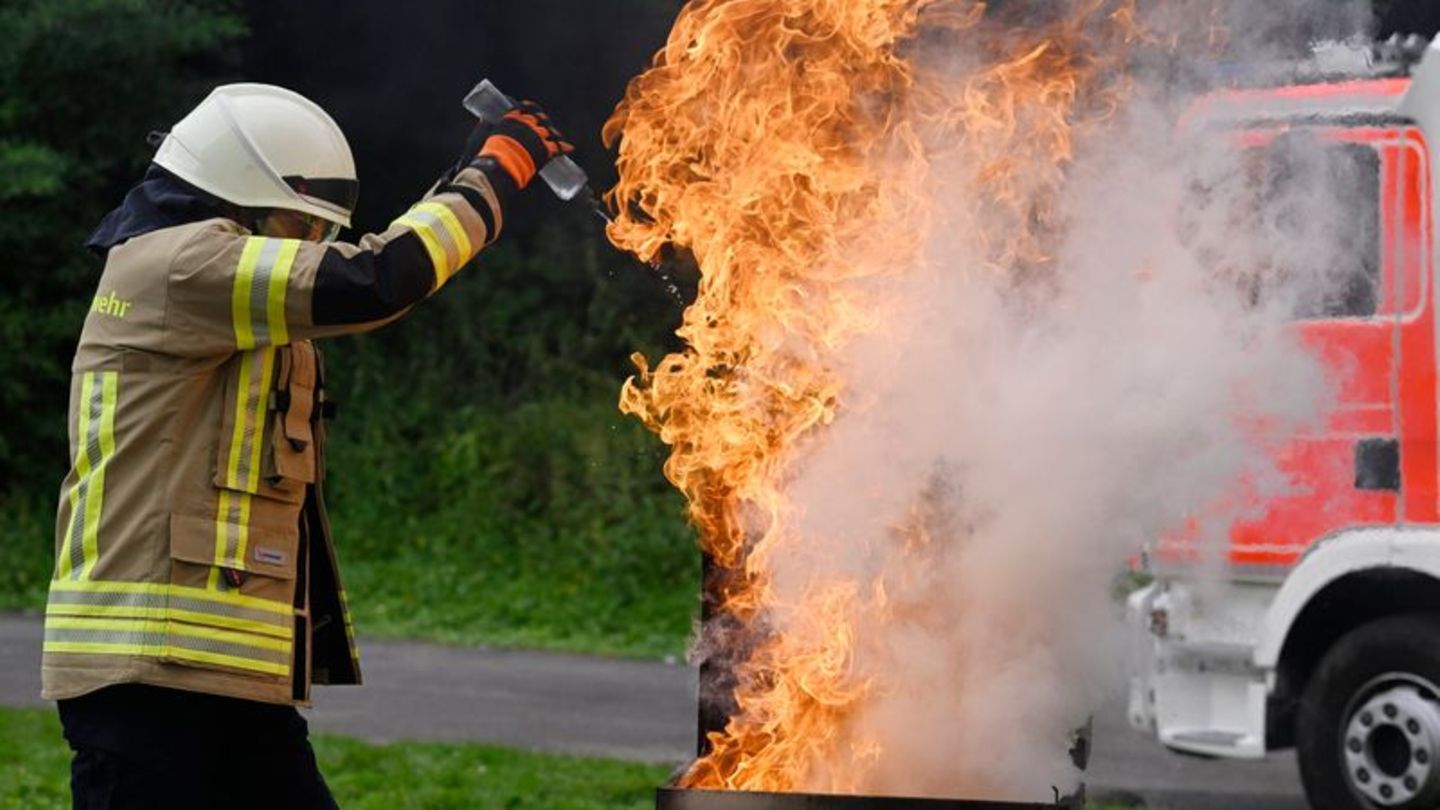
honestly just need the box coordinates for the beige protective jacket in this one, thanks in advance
[42,165,503,706]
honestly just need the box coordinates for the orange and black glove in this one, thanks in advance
[476,101,574,192]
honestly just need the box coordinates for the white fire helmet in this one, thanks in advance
[152,83,358,228]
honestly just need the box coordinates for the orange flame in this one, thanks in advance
[606,0,1141,794]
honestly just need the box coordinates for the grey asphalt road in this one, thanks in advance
[1,613,1303,808]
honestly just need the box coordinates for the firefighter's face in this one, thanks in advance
[258,209,340,242]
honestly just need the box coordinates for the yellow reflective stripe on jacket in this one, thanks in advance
[57,373,94,581]
[44,602,291,640]
[393,201,477,289]
[43,641,290,677]
[221,346,277,494]
[82,371,117,580]
[416,202,474,267]
[43,590,294,677]
[45,616,290,653]
[211,489,255,585]
[44,614,292,676]
[212,344,273,584]
[46,578,291,617]
[58,371,118,581]
[393,210,450,284]
[233,237,300,350]
[214,490,238,570]
[242,349,275,496]
[218,239,291,583]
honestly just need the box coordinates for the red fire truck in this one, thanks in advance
[1126,37,1440,810]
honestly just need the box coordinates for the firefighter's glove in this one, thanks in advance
[477,102,574,191]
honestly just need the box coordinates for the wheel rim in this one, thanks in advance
[1341,673,1440,807]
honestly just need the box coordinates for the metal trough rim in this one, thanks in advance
[656,787,1072,809]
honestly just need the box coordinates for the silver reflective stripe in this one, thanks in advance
[407,208,462,270]
[47,589,166,608]
[44,589,290,629]
[46,626,164,647]
[249,238,284,346]
[221,491,246,576]
[237,355,267,490]
[167,630,291,664]
[220,347,275,494]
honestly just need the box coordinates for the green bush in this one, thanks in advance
[0,492,52,613]
[328,395,697,658]
[0,0,245,486]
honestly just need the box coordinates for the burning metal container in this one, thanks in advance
[653,557,1087,809]
[657,787,1077,809]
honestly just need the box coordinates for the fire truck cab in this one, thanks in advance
[1127,38,1440,810]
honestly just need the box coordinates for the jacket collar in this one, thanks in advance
[86,165,240,257]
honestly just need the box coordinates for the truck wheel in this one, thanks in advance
[1297,614,1440,810]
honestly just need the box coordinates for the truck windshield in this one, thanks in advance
[1179,133,1381,319]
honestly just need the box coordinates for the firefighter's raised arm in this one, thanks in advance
[304,100,573,334]
[129,84,572,356]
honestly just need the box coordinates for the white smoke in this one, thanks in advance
[742,0,1376,799]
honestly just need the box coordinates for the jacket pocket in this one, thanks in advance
[163,513,297,679]
[265,342,318,496]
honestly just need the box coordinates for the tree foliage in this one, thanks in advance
[0,0,245,488]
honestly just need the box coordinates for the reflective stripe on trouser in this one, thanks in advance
[392,201,478,289]
[233,237,299,350]
[44,581,293,677]
[58,371,118,581]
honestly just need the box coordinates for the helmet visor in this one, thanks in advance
[283,175,359,216]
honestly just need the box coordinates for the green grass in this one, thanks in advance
[2,707,1151,809]
[316,736,669,810]
[0,707,70,809]
[0,707,671,810]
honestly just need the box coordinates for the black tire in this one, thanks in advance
[1297,613,1440,810]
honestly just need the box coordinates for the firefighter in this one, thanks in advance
[42,83,573,809]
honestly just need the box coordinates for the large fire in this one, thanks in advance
[606,0,1142,795]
